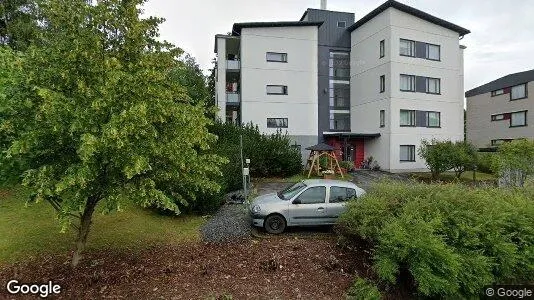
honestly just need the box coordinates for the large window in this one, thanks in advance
[266,52,288,63]
[400,74,416,92]
[296,187,326,204]
[426,44,440,60]
[380,75,385,93]
[400,110,416,127]
[426,111,441,128]
[380,40,385,58]
[400,145,416,162]
[330,112,350,131]
[266,85,288,95]
[400,39,415,57]
[330,52,350,80]
[329,187,357,203]
[426,78,441,94]
[380,110,385,128]
[510,83,527,100]
[267,118,288,128]
[510,111,527,127]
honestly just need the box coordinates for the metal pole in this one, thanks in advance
[240,134,246,200]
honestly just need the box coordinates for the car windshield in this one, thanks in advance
[277,182,307,200]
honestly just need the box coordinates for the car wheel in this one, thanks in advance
[264,214,286,234]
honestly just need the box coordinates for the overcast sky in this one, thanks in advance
[142,0,534,91]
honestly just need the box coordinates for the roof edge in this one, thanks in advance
[232,21,324,36]
[347,0,470,36]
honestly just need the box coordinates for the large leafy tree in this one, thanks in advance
[0,0,225,266]
[0,0,40,51]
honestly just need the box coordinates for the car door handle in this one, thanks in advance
[317,207,325,210]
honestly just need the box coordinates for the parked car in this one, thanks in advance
[249,179,366,234]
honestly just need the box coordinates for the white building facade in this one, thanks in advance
[214,0,469,172]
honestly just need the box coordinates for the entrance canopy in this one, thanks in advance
[323,132,381,139]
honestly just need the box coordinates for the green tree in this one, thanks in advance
[418,139,455,179]
[171,53,208,105]
[450,141,477,178]
[492,139,534,187]
[0,0,40,51]
[206,57,217,119]
[0,0,225,266]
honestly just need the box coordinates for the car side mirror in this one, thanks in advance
[292,199,301,204]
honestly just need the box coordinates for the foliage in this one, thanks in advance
[475,152,496,174]
[209,121,302,193]
[361,156,380,170]
[340,161,354,172]
[206,58,217,118]
[339,181,534,298]
[418,139,477,179]
[0,0,40,51]
[450,141,477,178]
[170,53,210,108]
[346,278,382,300]
[0,0,225,266]
[492,139,534,187]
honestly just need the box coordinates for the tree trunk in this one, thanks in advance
[71,196,98,267]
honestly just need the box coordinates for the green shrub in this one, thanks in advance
[209,121,302,192]
[346,278,382,300]
[339,181,534,298]
[475,152,496,174]
[418,139,477,179]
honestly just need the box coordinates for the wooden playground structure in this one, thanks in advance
[305,143,344,178]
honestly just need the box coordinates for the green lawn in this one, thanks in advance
[0,185,205,264]
[410,170,496,183]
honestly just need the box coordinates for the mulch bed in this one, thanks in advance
[0,236,381,299]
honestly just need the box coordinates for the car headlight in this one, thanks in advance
[252,205,261,214]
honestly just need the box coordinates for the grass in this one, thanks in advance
[409,170,496,183]
[0,185,205,264]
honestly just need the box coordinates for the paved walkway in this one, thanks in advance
[350,169,409,190]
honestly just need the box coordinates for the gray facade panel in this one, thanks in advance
[416,110,427,127]
[416,76,426,93]
[415,41,427,58]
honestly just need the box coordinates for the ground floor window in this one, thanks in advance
[267,118,288,128]
[400,145,416,162]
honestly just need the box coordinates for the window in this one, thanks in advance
[426,111,441,128]
[491,89,505,97]
[400,110,416,126]
[296,186,326,204]
[380,40,385,58]
[426,78,441,94]
[380,75,385,93]
[266,52,288,63]
[380,110,385,128]
[337,21,346,28]
[330,52,350,79]
[266,85,288,95]
[510,83,527,100]
[491,139,514,147]
[400,145,416,162]
[279,182,307,200]
[400,74,416,92]
[426,44,440,60]
[330,112,351,131]
[400,39,415,57]
[267,118,288,128]
[510,111,527,127]
[491,114,505,121]
[329,187,357,203]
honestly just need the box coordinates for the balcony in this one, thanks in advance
[226,92,240,104]
[226,60,240,70]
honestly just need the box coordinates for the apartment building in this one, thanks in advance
[214,0,469,172]
[466,70,533,149]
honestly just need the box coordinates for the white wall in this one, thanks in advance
[240,26,318,137]
[215,37,226,121]
[351,7,465,172]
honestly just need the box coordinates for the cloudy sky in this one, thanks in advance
[142,0,534,91]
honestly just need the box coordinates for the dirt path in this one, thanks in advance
[0,236,370,299]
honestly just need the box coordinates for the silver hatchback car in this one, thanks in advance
[249,179,366,234]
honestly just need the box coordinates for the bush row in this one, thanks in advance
[188,121,302,213]
[339,180,534,298]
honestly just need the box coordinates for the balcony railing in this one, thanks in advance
[226,92,240,104]
[226,60,240,70]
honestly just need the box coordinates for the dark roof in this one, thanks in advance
[465,69,534,98]
[323,132,381,138]
[347,0,470,36]
[305,143,335,151]
[232,21,323,36]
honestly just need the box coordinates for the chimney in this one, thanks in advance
[321,0,327,10]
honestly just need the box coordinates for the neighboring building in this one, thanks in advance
[466,70,533,149]
[214,0,469,172]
